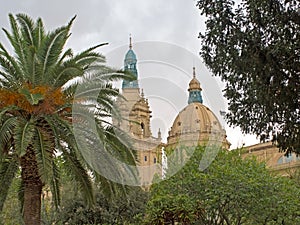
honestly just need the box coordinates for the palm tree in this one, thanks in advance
[0,14,135,225]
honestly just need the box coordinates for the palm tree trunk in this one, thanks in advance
[20,148,43,225]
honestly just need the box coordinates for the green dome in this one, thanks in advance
[125,49,137,62]
[122,38,138,89]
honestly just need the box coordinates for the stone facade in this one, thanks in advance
[115,39,231,186]
[114,39,162,186]
[243,142,300,176]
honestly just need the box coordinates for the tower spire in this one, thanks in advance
[193,66,196,79]
[129,34,132,49]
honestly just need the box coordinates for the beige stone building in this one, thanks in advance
[115,38,300,185]
[243,142,300,176]
[114,38,162,186]
[114,39,231,186]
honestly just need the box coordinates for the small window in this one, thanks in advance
[144,156,147,161]
[154,158,157,163]
[177,122,181,126]
[141,122,145,135]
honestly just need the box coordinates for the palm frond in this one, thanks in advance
[0,116,18,155]
[0,157,19,212]
[74,82,118,100]
[85,66,130,82]
[33,17,45,49]
[0,56,17,87]
[58,48,73,64]
[51,61,83,88]
[43,114,75,153]
[16,14,35,46]
[0,42,23,83]
[48,111,135,204]
[60,149,94,207]
[97,85,120,107]
[50,161,60,209]
[37,17,75,83]
[15,14,39,84]
[18,179,24,216]
[13,118,35,157]
[102,126,136,165]
[51,44,108,88]
[73,43,108,67]
[93,172,130,200]
[4,14,26,67]
[74,80,120,116]
[73,105,139,187]
[33,127,54,184]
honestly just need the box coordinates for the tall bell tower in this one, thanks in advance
[114,37,162,187]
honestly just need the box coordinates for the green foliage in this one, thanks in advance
[145,146,300,224]
[0,158,18,212]
[41,184,148,225]
[0,177,24,225]
[59,189,147,225]
[197,0,300,153]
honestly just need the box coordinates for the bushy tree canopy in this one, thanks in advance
[145,146,300,224]
[197,0,300,153]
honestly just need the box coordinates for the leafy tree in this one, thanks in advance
[145,146,300,224]
[55,186,148,225]
[0,14,134,225]
[197,0,300,153]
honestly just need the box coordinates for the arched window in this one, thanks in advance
[277,153,300,165]
[141,122,145,135]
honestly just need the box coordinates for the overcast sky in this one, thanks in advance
[0,0,259,149]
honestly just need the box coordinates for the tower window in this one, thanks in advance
[144,156,147,161]
[154,157,157,163]
[141,122,145,135]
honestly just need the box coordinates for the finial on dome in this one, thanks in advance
[188,67,201,91]
[193,66,196,79]
[188,67,203,104]
[129,34,132,49]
